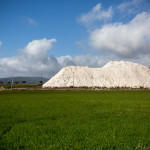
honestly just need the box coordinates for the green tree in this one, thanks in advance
[39,81,43,84]
[0,81,3,85]
[8,81,11,85]
[22,81,26,84]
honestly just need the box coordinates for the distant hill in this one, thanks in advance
[0,77,49,85]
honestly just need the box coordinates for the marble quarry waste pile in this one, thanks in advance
[43,61,150,89]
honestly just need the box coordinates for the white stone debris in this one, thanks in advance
[43,61,150,88]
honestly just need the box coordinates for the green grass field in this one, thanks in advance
[2,84,40,89]
[0,90,150,149]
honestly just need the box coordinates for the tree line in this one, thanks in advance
[0,81,43,85]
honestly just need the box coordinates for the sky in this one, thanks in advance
[0,0,150,78]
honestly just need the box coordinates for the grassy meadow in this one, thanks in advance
[0,90,150,149]
[2,84,40,89]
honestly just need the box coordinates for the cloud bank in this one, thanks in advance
[0,37,149,78]
[0,38,118,78]
[89,12,150,58]
[0,38,60,78]
[76,1,150,66]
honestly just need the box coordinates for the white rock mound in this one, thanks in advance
[43,61,150,88]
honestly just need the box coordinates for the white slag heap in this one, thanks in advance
[43,61,150,88]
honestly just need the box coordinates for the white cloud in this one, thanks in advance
[57,54,120,68]
[27,18,38,26]
[57,54,150,68]
[0,38,60,78]
[89,12,150,58]
[0,44,117,77]
[57,54,106,68]
[24,38,56,59]
[57,55,75,67]
[0,41,2,45]
[73,55,113,67]
[78,3,113,28]
[0,49,150,78]
[117,0,144,14]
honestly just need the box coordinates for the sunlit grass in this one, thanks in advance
[0,90,150,149]
[2,84,40,89]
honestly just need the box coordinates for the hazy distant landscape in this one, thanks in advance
[0,77,48,85]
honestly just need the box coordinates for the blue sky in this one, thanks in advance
[0,0,101,57]
[0,0,150,77]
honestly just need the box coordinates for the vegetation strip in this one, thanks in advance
[0,90,150,149]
